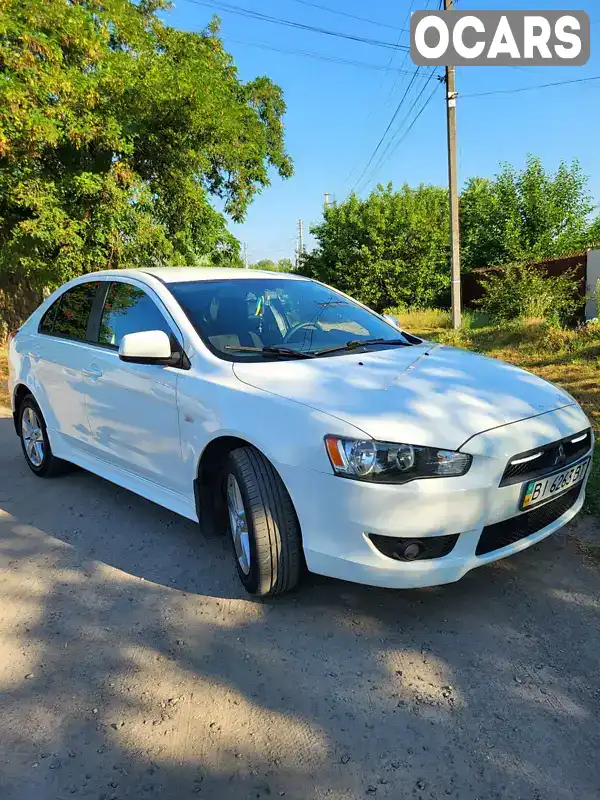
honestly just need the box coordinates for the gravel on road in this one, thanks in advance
[0,409,599,799]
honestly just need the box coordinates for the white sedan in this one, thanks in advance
[8,268,593,596]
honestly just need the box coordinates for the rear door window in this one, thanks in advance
[45,282,101,341]
[98,282,173,349]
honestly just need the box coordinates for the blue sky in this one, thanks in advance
[165,0,600,262]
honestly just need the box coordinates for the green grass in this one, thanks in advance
[385,307,492,331]
[584,451,600,523]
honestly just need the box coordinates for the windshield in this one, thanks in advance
[168,278,412,361]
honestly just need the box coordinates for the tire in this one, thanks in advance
[18,394,71,478]
[225,446,302,597]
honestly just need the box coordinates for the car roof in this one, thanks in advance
[140,267,308,284]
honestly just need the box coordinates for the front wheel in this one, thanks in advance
[225,447,302,597]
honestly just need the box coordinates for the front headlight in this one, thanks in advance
[324,435,472,484]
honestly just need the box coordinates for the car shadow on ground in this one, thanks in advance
[1,416,599,800]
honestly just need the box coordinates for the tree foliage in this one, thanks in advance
[460,156,600,271]
[300,158,599,312]
[0,0,292,289]
[299,184,450,312]
[276,257,293,272]
[252,258,277,271]
[251,257,293,272]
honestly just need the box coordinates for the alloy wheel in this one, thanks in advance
[227,473,251,575]
[22,406,45,468]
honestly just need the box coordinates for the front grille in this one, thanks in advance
[369,533,459,561]
[476,484,582,556]
[500,428,592,487]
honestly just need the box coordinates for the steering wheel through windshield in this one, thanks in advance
[282,321,323,346]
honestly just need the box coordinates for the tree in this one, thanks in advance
[460,156,600,271]
[250,257,293,272]
[252,259,277,271]
[299,184,450,312]
[298,158,600,314]
[0,0,292,290]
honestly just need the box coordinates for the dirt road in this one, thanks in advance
[1,408,599,800]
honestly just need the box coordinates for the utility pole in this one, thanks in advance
[324,192,330,209]
[296,218,304,267]
[444,0,461,329]
[243,242,249,269]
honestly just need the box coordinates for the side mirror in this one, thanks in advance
[383,314,402,330]
[118,330,174,365]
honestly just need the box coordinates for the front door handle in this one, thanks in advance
[83,365,103,381]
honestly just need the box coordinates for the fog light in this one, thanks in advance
[369,533,459,561]
[401,542,423,561]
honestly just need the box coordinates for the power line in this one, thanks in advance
[380,0,419,79]
[343,0,426,190]
[349,65,433,195]
[358,70,440,191]
[509,65,540,74]
[221,36,432,75]
[384,80,441,163]
[462,76,600,99]
[286,0,409,33]
[180,0,410,51]
[379,0,433,111]
[358,71,595,188]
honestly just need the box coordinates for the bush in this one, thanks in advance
[476,263,584,325]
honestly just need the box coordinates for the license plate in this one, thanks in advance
[520,458,590,510]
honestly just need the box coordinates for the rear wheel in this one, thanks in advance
[18,395,70,478]
[225,447,302,596]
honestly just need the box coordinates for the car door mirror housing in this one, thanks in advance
[118,330,174,365]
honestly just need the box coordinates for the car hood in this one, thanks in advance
[232,343,575,450]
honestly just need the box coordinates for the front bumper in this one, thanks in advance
[276,405,592,589]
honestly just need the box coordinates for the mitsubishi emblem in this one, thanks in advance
[554,443,566,466]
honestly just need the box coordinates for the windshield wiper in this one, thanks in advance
[311,338,412,357]
[224,338,411,359]
[224,345,315,359]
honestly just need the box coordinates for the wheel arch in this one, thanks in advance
[194,434,302,543]
[12,383,34,435]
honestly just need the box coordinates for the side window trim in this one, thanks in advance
[86,281,110,344]
[38,296,62,335]
[115,277,185,347]
[37,281,102,342]
[94,279,189,370]
[36,277,188,370]
[98,279,184,351]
